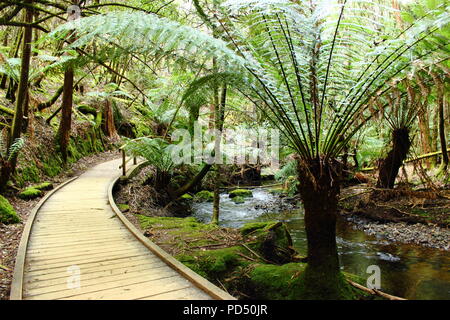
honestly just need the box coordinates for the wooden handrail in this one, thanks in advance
[119,148,137,176]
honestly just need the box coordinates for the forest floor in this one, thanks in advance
[0,150,120,300]
[339,184,450,250]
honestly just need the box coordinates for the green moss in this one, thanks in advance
[193,190,214,202]
[33,182,53,191]
[295,266,361,300]
[117,204,130,212]
[246,263,307,299]
[180,193,193,200]
[138,216,217,235]
[19,187,42,200]
[15,165,41,188]
[0,195,20,224]
[232,196,246,204]
[240,221,278,236]
[177,246,248,279]
[229,189,253,198]
[77,105,97,116]
[42,155,63,177]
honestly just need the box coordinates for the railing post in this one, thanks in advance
[133,156,137,165]
[122,149,126,176]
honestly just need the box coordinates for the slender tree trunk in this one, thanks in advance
[58,2,79,163]
[0,1,33,191]
[58,67,74,163]
[211,166,220,224]
[297,158,349,299]
[211,84,227,225]
[101,99,119,138]
[377,127,411,188]
[431,72,448,172]
[415,75,433,167]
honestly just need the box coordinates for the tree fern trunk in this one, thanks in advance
[431,72,448,172]
[296,158,350,299]
[377,127,411,188]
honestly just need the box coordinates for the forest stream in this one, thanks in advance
[192,188,450,300]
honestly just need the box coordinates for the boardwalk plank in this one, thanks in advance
[16,158,231,300]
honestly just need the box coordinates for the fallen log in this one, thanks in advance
[362,148,450,172]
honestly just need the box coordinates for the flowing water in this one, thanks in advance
[192,188,450,300]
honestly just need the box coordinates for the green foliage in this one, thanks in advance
[0,138,25,162]
[180,193,193,200]
[355,127,385,168]
[0,195,20,224]
[275,160,297,183]
[123,137,174,173]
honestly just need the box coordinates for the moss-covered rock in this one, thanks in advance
[232,196,246,204]
[117,203,130,212]
[177,246,249,279]
[0,195,20,224]
[194,190,214,202]
[180,193,193,200]
[18,187,42,200]
[229,189,253,198]
[241,221,296,264]
[33,182,53,191]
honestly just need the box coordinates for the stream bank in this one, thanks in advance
[113,168,449,299]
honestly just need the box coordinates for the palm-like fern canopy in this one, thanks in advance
[48,0,449,162]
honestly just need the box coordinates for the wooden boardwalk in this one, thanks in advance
[11,158,234,300]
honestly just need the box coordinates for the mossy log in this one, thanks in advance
[18,187,42,199]
[0,104,15,116]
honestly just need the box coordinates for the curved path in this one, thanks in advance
[11,158,234,300]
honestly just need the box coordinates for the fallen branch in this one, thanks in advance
[362,148,450,172]
[221,183,283,190]
[242,243,273,264]
[347,279,406,300]
[236,252,258,262]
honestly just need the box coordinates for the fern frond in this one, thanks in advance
[7,138,25,161]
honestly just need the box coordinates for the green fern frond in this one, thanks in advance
[7,138,25,162]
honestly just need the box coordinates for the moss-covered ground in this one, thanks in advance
[137,216,371,300]
[0,195,20,224]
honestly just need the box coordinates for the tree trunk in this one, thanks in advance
[1,1,34,191]
[431,72,448,172]
[58,67,74,163]
[377,127,411,189]
[211,166,220,225]
[296,158,350,299]
[101,99,119,139]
